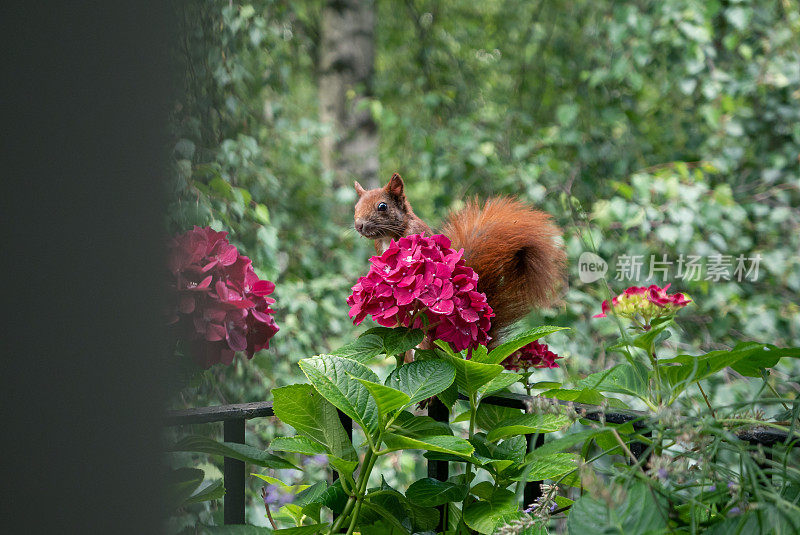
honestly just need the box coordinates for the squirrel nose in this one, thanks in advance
[355,220,364,233]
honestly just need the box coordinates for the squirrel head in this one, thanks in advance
[353,173,409,239]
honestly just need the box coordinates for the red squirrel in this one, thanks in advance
[353,173,566,342]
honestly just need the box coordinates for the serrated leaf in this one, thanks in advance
[274,524,329,534]
[269,436,327,456]
[299,355,381,433]
[272,384,356,462]
[512,453,578,481]
[437,380,458,409]
[388,359,456,405]
[184,479,225,505]
[294,481,328,508]
[170,435,297,469]
[445,354,504,395]
[661,343,800,398]
[364,326,425,356]
[355,378,410,416]
[462,487,518,534]
[327,455,359,481]
[487,414,571,441]
[481,326,569,365]
[358,501,412,534]
[540,388,629,408]
[329,334,385,363]
[475,404,521,431]
[166,467,205,510]
[406,478,468,506]
[389,411,453,438]
[382,433,474,457]
[566,482,667,534]
[477,372,522,399]
[576,362,649,400]
[525,428,604,459]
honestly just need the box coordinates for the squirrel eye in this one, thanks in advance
[377,202,388,211]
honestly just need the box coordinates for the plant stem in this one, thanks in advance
[345,447,378,535]
[697,382,716,418]
[459,393,478,529]
[327,496,355,535]
[649,341,662,406]
[763,377,790,410]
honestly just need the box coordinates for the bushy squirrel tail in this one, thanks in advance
[442,197,566,341]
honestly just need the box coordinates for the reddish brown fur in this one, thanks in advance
[354,174,566,343]
[442,198,566,340]
[354,173,431,253]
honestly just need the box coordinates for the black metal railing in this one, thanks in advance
[165,392,797,528]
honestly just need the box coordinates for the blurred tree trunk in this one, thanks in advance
[318,0,379,188]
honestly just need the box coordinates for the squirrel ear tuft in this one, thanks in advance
[354,181,366,197]
[387,173,404,197]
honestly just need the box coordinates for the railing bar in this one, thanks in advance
[165,401,274,426]
[332,410,353,531]
[523,433,545,508]
[223,418,246,525]
[427,398,450,532]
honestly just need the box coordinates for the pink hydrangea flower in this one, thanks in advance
[167,226,279,368]
[347,234,493,352]
[504,341,562,371]
[594,283,691,325]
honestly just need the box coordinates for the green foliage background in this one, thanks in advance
[166,0,799,527]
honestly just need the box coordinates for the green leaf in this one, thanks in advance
[608,323,670,354]
[318,480,348,514]
[382,433,474,457]
[462,487,518,534]
[566,482,667,534]
[329,334,385,363]
[356,378,410,416]
[364,326,425,356]
[486,414,572,441]
[166,467,205,509]
[659,342,800,397]
[272,384,356,462]
[512,453,578,481]
[576,362,649,400]
[184,479,225,505]
[526,428,606,459]
[269,436,327,456]
[732,345,800,376]
[406,478,468,506]
[481,326,569,365]
[388,359,457,405]
[389,411,453,438]
[437,381,458,409]
[358,501,413,535]
[327,455,359,481]
[540,388,629,408]
[299,355,381,433]
[170,436,297,469]
[445,354,504,395]
[274,524,329,535]
[475,404,521,431]
[477,372,523,399]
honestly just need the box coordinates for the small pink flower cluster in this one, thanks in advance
[594,283,691,324]
[504,341,562,372]
[347,234,494,351]
[167,226,279,368]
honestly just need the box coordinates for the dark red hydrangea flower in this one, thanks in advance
[167,226,279,368]
[347,234,494,352]
[504,341,562,371]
